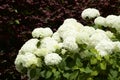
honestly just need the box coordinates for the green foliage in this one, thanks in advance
[24,49,120,80]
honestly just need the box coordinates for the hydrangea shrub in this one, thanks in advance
[15,8,120,80]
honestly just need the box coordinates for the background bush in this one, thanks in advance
[0,0,120,80]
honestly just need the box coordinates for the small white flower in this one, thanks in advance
[63,37,79,52]
[40,37,59,53]
[105,15,118,28]
[21,52,41,68]
[44,53,62,65]
[20,39,39,54]
[95,40,115,56]
[32,27,53,38]
[94,16,106,27]
[81,8,100,19]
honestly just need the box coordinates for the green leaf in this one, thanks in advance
[84,67,93,73]
[63,73,70,79]
[69,71,79,80]
[108,69,118,80]
[40,70,46,78]
[46,71,52,79]
[100,62,106,70]
[90,57,97,65]
[29,68,36,79]
[80,67,92,73]
[91,70,98,76]
[76,58,82,67]
[104,55,110,61]
[27,68,41,80]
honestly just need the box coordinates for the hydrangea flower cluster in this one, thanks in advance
[15,8,120,80]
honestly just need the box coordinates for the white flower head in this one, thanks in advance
[44,53,62,65]
[63,37,79,52]
[20,39,39,54]
[15,52,41,69]
[32,27,53,38]
[15,54,24,72]
[81,8,100,19]
[94,16,106,27]
[95,40,115,56]
[57,18,83,34]
[80,26,95,35]
[76,26,95,45]
[76,32,90,45]
[60,29,78,40]
[90,30,111,46]
[21,52,41,68]
[112,17,120,33]
[105,15,118,28]
[40,37,59,53]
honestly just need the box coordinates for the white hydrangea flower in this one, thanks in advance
[76,26,95,45]
[15,54,24,72]
[44,53,62,65]
[95,40,115,56]
[94,16,106,27]
[80,26,95,35]
[112,17,120,33]
[76,32,90,45]
[90,30,111,46]
[105,15,118,28]
[60,29,78,40]
[15,52,41,70]
[52,32,61,42]
[33,48,48,57]
[20,39,39,54]
[57,18,83,34]
[81,8,100,19]
[21,52,41,68]
[63,37,79,52]
[32,27,53,38]
[40,37,59,53]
